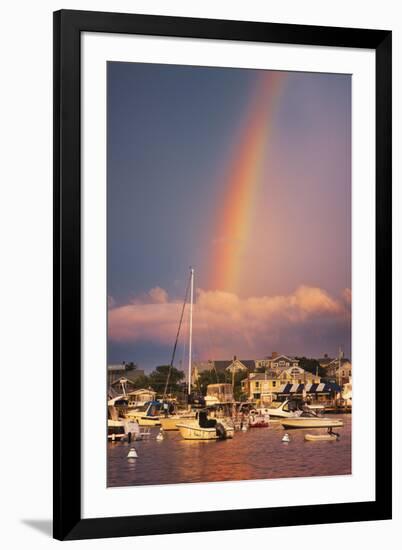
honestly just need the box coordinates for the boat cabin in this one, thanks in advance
[205,383,234,405]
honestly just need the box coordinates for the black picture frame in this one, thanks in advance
[53,9,392,541]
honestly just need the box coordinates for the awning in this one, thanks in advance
[278,382,341,395]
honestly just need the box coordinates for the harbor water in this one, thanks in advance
[107,414,351,487]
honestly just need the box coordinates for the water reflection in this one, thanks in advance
[108,414,351,487]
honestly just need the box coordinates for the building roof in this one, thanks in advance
[213,359,256,371]
[278,382,341,394]
[318,357,334,365]
[110,376,138,387]
[321,358,351,368]
[247,372,278,381]
[269,354,299,363]
[108,364,127,371]
[108,363,139,371]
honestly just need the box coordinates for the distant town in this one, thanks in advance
[108,351,352,409]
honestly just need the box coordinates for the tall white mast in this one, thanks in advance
[188,267,194,395]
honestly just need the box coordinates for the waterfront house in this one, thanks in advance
[192,357,256,383]
[241,366,321,404]
[278,365,320,385]
[320,357,352,385]
[255,352,300,372]
[241,372,280,403]
[335,361,352,386]
[276,381,341,403]
[107,362,144,387]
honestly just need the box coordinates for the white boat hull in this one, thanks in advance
[160,414,195,431]
[125,412,161,426]
[305,433,338,441]
[281,418,344,429]
[107,419,140,440]
[176,420,234,440]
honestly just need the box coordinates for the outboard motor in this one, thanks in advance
[215,422,227,440]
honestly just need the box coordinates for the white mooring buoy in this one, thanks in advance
[156,429,164,441]
[282,433,290,443]
[127,447,138,459]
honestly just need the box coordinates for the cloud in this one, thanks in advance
[109,286,351,359]
[130,286,169,305]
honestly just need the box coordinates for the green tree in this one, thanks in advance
[232,371,249,401]
[295,357,325,377]
[130,374,150,390]
[196,369,226,395]
[148,365,185,396]
[196,369,248,400]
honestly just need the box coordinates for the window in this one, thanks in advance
[255,381,260,388]
[272,381,276,387]
[349,370,351,376]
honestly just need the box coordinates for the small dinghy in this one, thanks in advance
[304,433,339,441]
[249,410,269,428]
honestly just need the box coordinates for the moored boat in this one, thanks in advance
[249,409,269,428]
[160,411,196,431]
[107,418,140,441]
[281,417,344,429]
[304,432,339,441]
[125,400,162,426]
[266,399,303,419]
[177,410,234,440]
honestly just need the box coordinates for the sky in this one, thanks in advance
[107,62,351,370]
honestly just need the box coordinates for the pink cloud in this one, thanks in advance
[109,286,351,359]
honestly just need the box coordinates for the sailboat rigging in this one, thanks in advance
[162,269,191,399]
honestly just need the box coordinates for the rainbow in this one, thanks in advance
[210,71,286,292]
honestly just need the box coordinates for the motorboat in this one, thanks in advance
[266,399,304,419]
[249,409,269,428]
[159,402,196,431]
[177,409,234,440]
[160,411,196,431]
[108,401,141,440]
[125,400,162,426]
[282,417,343,429]
[107,418,140,441]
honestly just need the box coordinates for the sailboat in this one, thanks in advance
[159,268,196,431]
[175,268,234,440]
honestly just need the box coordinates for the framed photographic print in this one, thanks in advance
[53,9,392,541]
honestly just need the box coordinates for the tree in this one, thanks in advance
[232,371,248,401]
[124,361,137,371]
[196,369,248,400]
[130,374,150,390]
[148,365,185,396]
[295,357,325,377]
[196,369,226,395]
